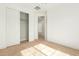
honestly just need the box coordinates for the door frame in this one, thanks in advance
[38,15,47,40]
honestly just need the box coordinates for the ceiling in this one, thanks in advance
[2,3,47,12]
[0,3,61,12]
[1,3,79,12]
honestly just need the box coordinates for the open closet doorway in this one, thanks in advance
[20,12,29,43]
[38,16,46,40]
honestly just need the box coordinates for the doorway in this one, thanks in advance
[20,12,29,43]
[38,16,45,40]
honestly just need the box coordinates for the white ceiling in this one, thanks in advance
[2,3,47,12]
[0,3,61,12]
[1,3,79,12]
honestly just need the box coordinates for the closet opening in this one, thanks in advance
[20,12,29,43]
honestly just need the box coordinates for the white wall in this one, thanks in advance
[3,4,47,41]
[34,13,38,39]
[0,4,46,49]
[0,6,6,49]
[0,4,36,49]
[3,4,36,42]
[47,4,79,50]
[29,12,35,41]
[6,8,20,46]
